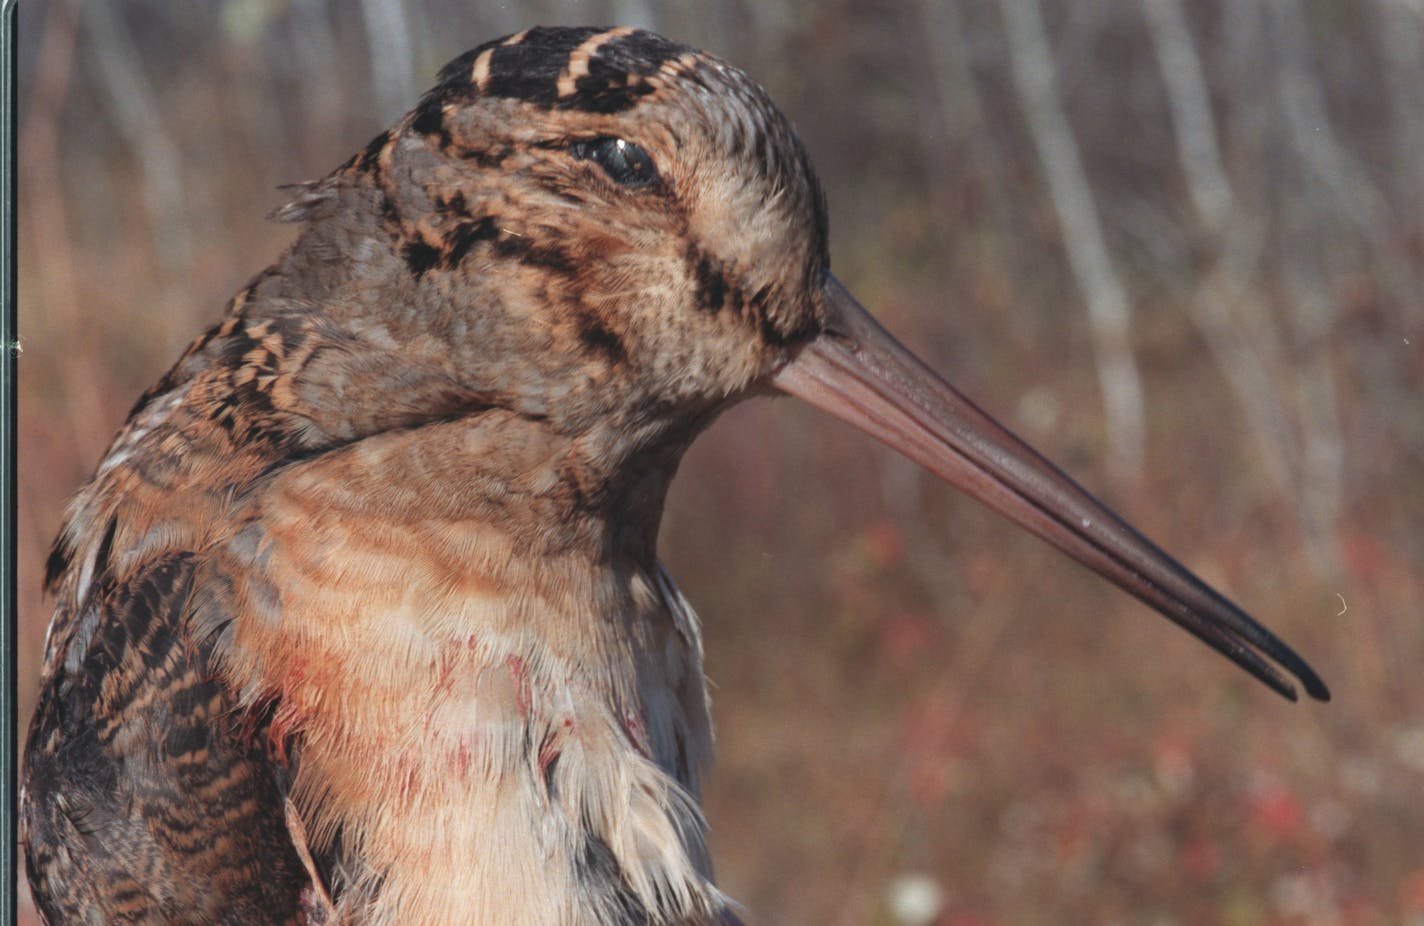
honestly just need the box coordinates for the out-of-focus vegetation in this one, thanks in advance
[16,1,1422,923]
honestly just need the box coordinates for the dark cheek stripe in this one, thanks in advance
[688,245,728,315]
[443,218,500,268]
[399,218,498,278]
[684,243,809,348]
[686,244,749,320]
[399,215,580,280]
[492,235,578,276]
[455,145,511,169]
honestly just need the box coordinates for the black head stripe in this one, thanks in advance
[435,27,686,113]
[484,27,605,105]
[437,27,600,85]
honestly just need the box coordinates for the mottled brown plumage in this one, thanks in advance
[23,26,1327,926]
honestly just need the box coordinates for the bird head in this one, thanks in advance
[278,26,826,444]
[262,26,1326,702]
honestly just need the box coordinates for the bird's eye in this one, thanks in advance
[570,137,659,188]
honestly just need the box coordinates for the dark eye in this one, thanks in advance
[570,137,659,188]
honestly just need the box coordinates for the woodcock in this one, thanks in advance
[23,26,1329,926]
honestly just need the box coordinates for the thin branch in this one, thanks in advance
[1139,0,1231,234]
[1268,0,1350,574]
[1270,0,1417,313]
[996,0,1146,483]
[918,0,1019,261]
[81,1,192,272]
[1139,0,1300,505]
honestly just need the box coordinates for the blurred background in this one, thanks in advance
[14,1,1423,923]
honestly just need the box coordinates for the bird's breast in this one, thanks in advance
[205,417,724,925]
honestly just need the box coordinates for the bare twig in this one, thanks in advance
[1188,226,1301,507]
[1268,0,1352,574]
[996,0,1146,483]
[918,0,1020,265]
[1139,0,1231,234]
[80,1,192,273]
[1139,0,1300,505]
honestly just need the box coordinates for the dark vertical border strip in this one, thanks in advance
[1,0,15,922]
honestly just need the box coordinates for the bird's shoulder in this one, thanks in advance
[22,546,315,925]
[24,287,348,924]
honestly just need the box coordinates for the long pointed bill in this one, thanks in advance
[773,275,1329,702]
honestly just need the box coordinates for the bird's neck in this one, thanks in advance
[57,190,736,924]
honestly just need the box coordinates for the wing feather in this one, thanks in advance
[22,553,311,925]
